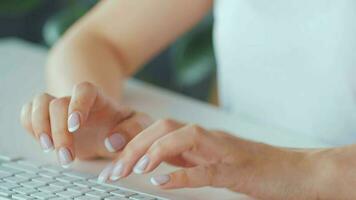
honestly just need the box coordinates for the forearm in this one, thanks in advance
[248,145,356,200]
[46,30,127,102]
[309,145,356,199]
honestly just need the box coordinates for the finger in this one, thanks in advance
[67,82,100,133]
[151,164,233,189]
[67,81,132,133]
[100,119,183,182]
[143,125,207,173]
[49,97,75,168]
[102,112,153,155]
[20,101,34,137]
[31,93,55,152]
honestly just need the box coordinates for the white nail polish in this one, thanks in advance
[68,112,80,133]
[150,175,170,186]
[98,163,114,184]
[39,133,54,153]
[58,147,73,168]
[110,160,124,181]
[133,155,150,174]
[104,133,126,153]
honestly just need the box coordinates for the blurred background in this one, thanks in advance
[0,0,217,104]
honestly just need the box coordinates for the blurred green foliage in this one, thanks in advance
[0,0,216,101]
[0,0,42,16]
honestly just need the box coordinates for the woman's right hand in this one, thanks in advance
[20,81,152,168]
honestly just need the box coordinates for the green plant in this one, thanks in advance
[171,15,216,100]
[0,0,43,16]
[42,1,97,46]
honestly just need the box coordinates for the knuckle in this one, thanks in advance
[157,118,176,130]
[49,97,68,109]
[189,124,206,139]
[122,143,139,158]
[76,81,96,92]
[150,141,166,157]
[179,170,190,186]
[205,165,217,186]
[39,93,50,100]
[33,93,51,105]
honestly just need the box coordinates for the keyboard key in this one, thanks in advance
[56,175,81,183]
[3,176,28,184]
[91,184,116,192]
[75,196,102,200]
[17,160,43,168]
[63,171,95,179]
[40,165,66,173]
[0,188,15,197]
[50,197,68,200]
[38,171,60,178]
[2,163,40,173]
[56,190,83,198]
[105,196,128,200]
[32,177,55,184]
[0,154,21,162]
[38,185,63,193]
[86,190,111,198]
[12,186,37,195]
[67,186,91,193]
[20,181,46,188]
[129,194,156,200]
[49,181,73,189]
[0,181,20,190]
[0,172,11,179]
[30,191,57,200]
[12,193,36,200]
[111,189,136,197]
[0,166,22,175]
[15,172,37,179]
[74,180,96,187]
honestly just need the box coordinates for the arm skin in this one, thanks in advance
[45,0,213,101]
[97,118,356,199]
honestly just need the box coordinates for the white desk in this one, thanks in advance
[0,39,326,200]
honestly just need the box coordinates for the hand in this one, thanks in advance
[98,119,323,200]
[20,82,152,167]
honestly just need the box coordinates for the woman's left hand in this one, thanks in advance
[97,119,328,199]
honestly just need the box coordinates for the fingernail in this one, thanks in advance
[58,147,73,168]
[104,133,126,153]
[133,155,150,174]
[68,112,80,133]
[98,163,114,184]
[110,160,124,181]
[39,133,54,153]
[150,175,170,186]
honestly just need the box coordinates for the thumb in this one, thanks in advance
[150,164,238,189]
[97,112,152,158]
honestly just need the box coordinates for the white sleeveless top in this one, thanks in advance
[213,0,356,145]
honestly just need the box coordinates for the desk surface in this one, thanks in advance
[0,39,326,200]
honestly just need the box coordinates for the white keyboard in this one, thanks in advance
[0,154,168,200]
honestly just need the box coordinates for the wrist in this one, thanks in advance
[308,147,355,199]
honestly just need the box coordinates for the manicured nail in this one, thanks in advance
[98,163,114,184]
[150,175,170,186]
[58,147,73,168]
[133,155,150,174]
[104,133,126,153]
[68,112,80,133]
[39,133,54,153]
[110,160,124,181]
